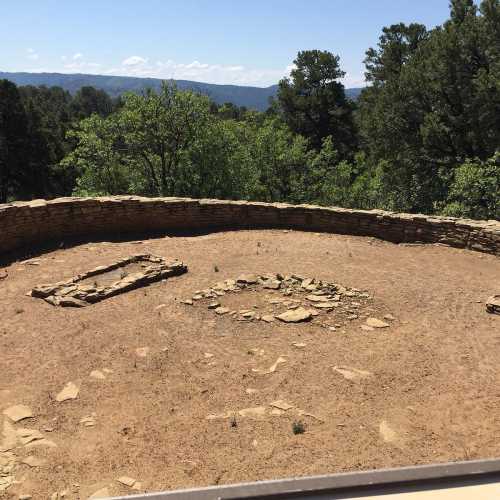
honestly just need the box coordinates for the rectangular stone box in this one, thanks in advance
[30,254,187,307]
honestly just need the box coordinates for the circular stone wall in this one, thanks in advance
[0,196,498,257]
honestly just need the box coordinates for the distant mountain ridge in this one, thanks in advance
[0,71,363,111]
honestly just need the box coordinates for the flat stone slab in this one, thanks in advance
[276,307,313,323]
[366,317,390,328]
[30,254,187,307]
[3,405,33,422]
[333,366,372,382]
[55,381,80,402]
[379,420,398,443]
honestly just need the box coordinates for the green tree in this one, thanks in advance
[0,80,29,202]
[64,83,213,196]
[277,50,357,155]
[364,23,428,84]
[18,85,77,198]
[71,86,115,120]
[442,153,499,219]
[357,0,500,213]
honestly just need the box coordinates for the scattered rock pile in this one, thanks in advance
[182,273,383,325]
[1,405,57,494]
[30,254,187,307]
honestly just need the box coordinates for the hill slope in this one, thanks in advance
[0,71,363,110]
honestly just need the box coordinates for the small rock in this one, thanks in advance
[22,455,46,468]
[270,400,294,411]
[236,274,258,284]
[79,416,96,427]
[263,280,281,290]
[270,408,284,416]
[55,381,80,402]
[301,278,314,289]
[261,315,275,323]
[117,476,136,487]
[135,347,150,357]
[90,370,106,380]
[360,324,375,332]
[486,295,500,315]
[23,259,41,266]
[333,366,372,382]
[181,299,193,305]
[205,411,234,420]
[25,438,57,448]
[238,407,267,419]
[207,301,220,309]
[366,317,390,328]
[17,428,44,445]
[215,307,230,315]
[313,302,337,309]
[306,294,330,303]
[268,298,284,304]
[383,313,396,321]
[379,420,398,442]
[292,342,307,348]
[1,420,18,451]
[276,307,312,323]
[88,487,110,499]
[58,296,88,308]
[3,405,33,422]
[241,311,256,320]
[252,356,287,375]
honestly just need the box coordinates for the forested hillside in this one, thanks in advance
[0,0,498,219]
[0,72,364,111]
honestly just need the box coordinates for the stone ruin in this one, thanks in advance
[29,254,187,307]
[181,273,391,328]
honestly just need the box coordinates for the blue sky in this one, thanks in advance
[1,1,457,87]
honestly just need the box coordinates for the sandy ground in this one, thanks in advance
[0,229,499,499]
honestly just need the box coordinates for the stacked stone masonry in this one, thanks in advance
[0,196,499,257]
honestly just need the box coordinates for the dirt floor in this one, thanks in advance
[0,229,499,499]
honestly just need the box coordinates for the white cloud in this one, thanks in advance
[122,55,148,66]
[108,57,293,87]
[110,57,365,88]
[341,72,366,88]
[23,53,365,88]
[26,48,39,61]
[63,61,102,72]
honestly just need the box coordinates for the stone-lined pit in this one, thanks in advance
[29,254,187,306]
